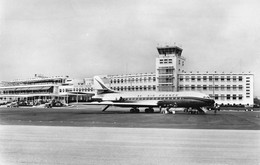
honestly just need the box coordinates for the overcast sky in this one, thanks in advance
[0,0,260,96]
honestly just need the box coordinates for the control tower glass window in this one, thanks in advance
[157,46,183,56]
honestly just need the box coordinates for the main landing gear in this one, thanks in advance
[145,108,154,113]
[130,108,140,113]
[129,107,155,113]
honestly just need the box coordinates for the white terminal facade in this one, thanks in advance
[0,74,94,104]
[101,45,254,106]
[0,45,254,106]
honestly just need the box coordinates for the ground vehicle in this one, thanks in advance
[7,101,19,108]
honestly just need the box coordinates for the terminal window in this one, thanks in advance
[227,76,230,81]
[227,94,231,100]
[239,95,243,100]
[227,85,231,90]
[233,95,237,100]
[215,95,219,100]
[221,94,225,100]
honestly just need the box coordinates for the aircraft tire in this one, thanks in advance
[130,108,135,113]
[145,108,154,113]
[135,109,140,113]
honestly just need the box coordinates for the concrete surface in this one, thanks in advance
[0,107,260,130]
[0,125,259,165]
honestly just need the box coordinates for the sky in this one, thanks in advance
[0,0,260,96]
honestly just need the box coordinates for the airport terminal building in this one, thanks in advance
[0,74,94,105]
[0,45,254,106]
[100,45,254,106]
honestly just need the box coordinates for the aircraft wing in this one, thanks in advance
[70,101,158,107]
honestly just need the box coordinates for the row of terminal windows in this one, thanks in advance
[212,94,244,100]
[111,77,156,84]
[22,79,64,85]
[179,85,243,90]
[179,76,244,82]
[59,88,93,93]
[111,85,156,91]
[159,59,173,64]
[1,89,52,95]
[158,69,174,74]
[159,59,185,66]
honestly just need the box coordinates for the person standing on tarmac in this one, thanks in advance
[214,103,219,115]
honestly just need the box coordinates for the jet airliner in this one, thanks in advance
[74,76,215,114]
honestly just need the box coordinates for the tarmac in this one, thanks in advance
[0,106,260,165]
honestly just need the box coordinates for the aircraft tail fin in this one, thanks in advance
[93,76,116,94]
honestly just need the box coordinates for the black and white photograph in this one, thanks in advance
[0,0,260,164]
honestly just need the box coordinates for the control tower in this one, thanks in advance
[155,45,185,92]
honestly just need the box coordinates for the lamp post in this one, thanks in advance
[76,91,78,109]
